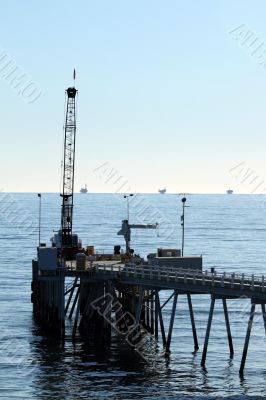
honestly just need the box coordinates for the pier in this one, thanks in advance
[31,259,266,374]
[31,82,266,376]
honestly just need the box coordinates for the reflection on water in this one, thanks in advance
[29,320,266,399]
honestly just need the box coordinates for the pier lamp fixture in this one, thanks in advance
[37,193,42,247]
[181,197,189,257]
[124,193,134,222]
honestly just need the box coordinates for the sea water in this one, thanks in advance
[0,193,266,399]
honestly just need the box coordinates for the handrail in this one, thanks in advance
[90,263,266,294]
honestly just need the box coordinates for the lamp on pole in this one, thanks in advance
[181,197,189,257]
[124,194,134,222]
[38,193,41,246]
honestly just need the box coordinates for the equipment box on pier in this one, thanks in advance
[152,256,202,270]
[38,247,57,271]
[157,248,181,257]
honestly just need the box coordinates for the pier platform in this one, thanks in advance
[32,259,266,375]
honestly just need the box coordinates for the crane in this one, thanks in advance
[60,86,77,247]
[52,75,82,259]
[117,219,158,254]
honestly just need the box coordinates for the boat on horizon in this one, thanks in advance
[226,189,233,195]
[80,184,88,194]
[158,188,166,194]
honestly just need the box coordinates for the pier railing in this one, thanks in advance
[95,264,264,291]
[64,261,266,295]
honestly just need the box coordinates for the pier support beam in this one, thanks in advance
[31,266,65,338]
[135,286,144,328]
[146,291,150,331]
[165,290,178,356]
[187,294,199,351]
[239,302,256,375]
[155,293,159,339]
[155,290,166,346]
[69,286,80,320]
[102,281,112,343]
[201,297,215,367]
[65,278,78,316]
[261,303,266,334]
[201,296,234,367]
[222,298,234,358]
[150,293,154,334]
[72,286,81,339]
[112,288,131,333]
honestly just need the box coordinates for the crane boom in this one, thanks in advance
[60,87,77,247]
[117,219,158,253]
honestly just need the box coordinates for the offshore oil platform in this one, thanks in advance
[32,78,266,375]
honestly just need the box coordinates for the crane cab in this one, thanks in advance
[51,231,83,260]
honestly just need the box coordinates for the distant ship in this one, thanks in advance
[158,188,166,194]
[226,189,233,194]
[80,184,88,194]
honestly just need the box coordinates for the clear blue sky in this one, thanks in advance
[1,0,266,193]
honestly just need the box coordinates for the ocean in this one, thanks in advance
[0,193,266,399]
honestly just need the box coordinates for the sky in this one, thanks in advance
[1,0,266,194]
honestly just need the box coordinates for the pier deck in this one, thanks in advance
[32,260,266,375]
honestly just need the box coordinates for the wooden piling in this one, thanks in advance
[165,290,178,356]
[65,277,78,316]
[261,303,266,334]
[135,286,144,327]
[150,293,154,334]
[80,283,106,341]
[102,281,112,343]
[187,293,199,351]
[69,286,80,320]
[222,298,234,358]
[155,292,159,339]
[72,286,81,339]
[239,302,256,375]
[31,265,65,337]
[146,290,150,331]
[155,290,166,346]
[201,297,215,367]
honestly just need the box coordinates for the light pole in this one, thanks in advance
[38,193,41,246]
[124,193,134,222]
[181,197,189,257]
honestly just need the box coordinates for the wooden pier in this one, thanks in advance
[32,260,266,374]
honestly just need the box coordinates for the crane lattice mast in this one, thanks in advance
[60,85,77,247]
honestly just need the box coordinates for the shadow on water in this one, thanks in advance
[30,326,161,399]
[29,322,230,399]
